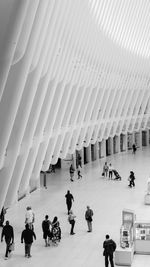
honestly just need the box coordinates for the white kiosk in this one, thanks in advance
[134,221,150,254]
[144,178,150,205]
[115,209,135,266]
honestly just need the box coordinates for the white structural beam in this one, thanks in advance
[0,0,150,210]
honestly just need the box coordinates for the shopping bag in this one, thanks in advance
[9,242,15,251]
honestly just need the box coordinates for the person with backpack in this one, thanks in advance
[42,215,51,247]
[128,171,135,187]
[103,234,116,267]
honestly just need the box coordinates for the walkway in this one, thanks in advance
[0,147,150,267]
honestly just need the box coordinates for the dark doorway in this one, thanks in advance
[84,147,88,164]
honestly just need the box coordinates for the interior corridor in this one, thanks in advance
[0,147,150,267]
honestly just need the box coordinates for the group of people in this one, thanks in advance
[42,215,61,246]
[102,162,114,179]
[102,162,121,180]
[65,192,117,267]
[0,197,95,260]
[69,164,82,182]
[1,206,36,260]
[1,219,36,260]
[102,161,136,187]
[0,206,62,260]
[65,190,94,234]
[0,196,117,267]
[69,154,82,182]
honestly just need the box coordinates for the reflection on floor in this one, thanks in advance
[0,147,150,267]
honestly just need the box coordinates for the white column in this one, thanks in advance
[0,0,30,100]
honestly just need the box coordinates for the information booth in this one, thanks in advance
[144,178,150,205]
[134,222,150,254]
[115,209,135,266]
[115,208,150,266]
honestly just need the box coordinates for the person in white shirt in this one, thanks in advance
[108,163,114,180]
[68,210,76,235]
[25,206,35,230]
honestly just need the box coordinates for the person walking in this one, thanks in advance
[42,215,51,247]
[25,206,35,230]
[0,207,6,227]
[77,165,82,179]
[132,143,137,154]
[68,210,76,235]
[85,206,94,232]
[103,234,116,267]
[1,220,14,260]
[51,216,61,244]
[128,171,135,187]
[21,223,36,258]
[78,154,82,168]
[108,163,113,180]
[69,164,75,182]
[103,162,109,178]
[65,190,74,215]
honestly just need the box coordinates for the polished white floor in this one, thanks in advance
[1,147,150,267]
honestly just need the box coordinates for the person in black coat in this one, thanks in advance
[128,171,135,187]
[1,220,14,260]
[42,215,51,247]
[85,206,94,232]
[65,190,74,215]
[103,234,116,267]
[21,223,36,258]
[132,143,137,154]
[0,207,6,227]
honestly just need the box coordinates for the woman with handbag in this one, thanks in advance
[85,206,94,232]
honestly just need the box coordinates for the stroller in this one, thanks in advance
[113,169,121,180]
[51,225,61,246]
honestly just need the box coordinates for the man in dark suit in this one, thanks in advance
[103,234,116,267]
[21,223,36,258]
[1,220,14,260]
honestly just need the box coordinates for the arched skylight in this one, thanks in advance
[88,0,150,58]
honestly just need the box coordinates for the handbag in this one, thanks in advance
[9,242,15,251]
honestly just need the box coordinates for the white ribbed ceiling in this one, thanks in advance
[88,0,150,58]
